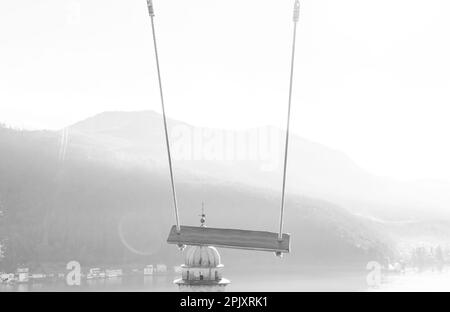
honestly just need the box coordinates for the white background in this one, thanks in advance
[1,0,450,181]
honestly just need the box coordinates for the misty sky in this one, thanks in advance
[1,0,450,181]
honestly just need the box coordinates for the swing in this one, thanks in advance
[146,0,300,255]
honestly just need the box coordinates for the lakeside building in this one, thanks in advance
[16,268,29,283]
[144,265,154,275]
[156,264,167,273]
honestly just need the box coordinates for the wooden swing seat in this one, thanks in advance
[167,225,290,253]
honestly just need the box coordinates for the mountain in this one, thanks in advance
[0,116,397,270]
[68,111,450,221]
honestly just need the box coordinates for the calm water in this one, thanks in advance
[2,269,450,292]
[373,269,450,292]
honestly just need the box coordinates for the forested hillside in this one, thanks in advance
[0,123,396,271]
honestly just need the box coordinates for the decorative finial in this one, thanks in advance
[200,202,206,227]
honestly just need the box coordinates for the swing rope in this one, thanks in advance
[146,0,300,240]
[147,0,181,233]
[278,0,300,241]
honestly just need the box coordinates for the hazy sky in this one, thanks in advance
[1,0,450,181]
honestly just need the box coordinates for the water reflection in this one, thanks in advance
[1,268,450,292]
[0,274,178,292]
[373,268,450,292]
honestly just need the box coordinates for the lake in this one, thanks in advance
[2,267,450,292]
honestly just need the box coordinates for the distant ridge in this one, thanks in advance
[67,110,450,221]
